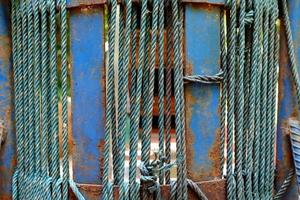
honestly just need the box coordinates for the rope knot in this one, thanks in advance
[245,10,254,25]
[139,152,177,195]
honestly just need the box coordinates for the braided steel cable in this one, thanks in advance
[171,0,187,199]
[186,179,208,200]
[103,0,117,199]
[40,0,50,178]
[129,7,140,200]
[226,0,237,199]
[114,5,125,187]
[49,0,61,198]
[49,0,59,178]
[165,8,173,185]
[243,0,253,172]
[21,0,29,174]
[158,0,165,185]
[33,0,41,174]
[140,4,154,200]
[269,1,279,197]
[235,0,246,199]
[130,0,147,199]
[59,0,70,198]
[118,1,133,199]
[265,1,275,198]
[273,169,295,200]
[141,0,159,168]
[219,9,227,178]
[26,0,35,175]
[170,181,177,200]
[245,0,262,199]
[282,0,300,110]
[129,0,147,179]
[141,8,152,167]
[12,0,23,198]
[255,1,268,199]
[179,4,188,199]
[183,71,223,84]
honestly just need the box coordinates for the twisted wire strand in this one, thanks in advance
[235,0,246,198]
[59,0,70,198]
[103,0,117,199]
[245,0,262,199]
[282,0,300,110]
[171,0,187,199]
[255,1,269,199]
[23,1,33,198]
[40,0,50,178]
[130,1,147,179]
[243,0,253,173]
[48,0,61,198]
[114,4,125,187]
[141,7,152,166]
[26,2,36,198]
[158,0,165,185]
[164,7,173,185]
[268,0,279,197]
[128,2,149,199]
[142,0,159,169]
[33,0,41,174]
[129,7,140,200]
[186,179,208,200]
[140,5,153,200]
[264,1,274,198]
[226,0,237,199]
[170,181,177,200]
[183,71,223,84]
[12,0,23,198]
[22,0,29,174]
[220,9,227,178]
[118,1,133,199]
[26,0,35,175]
[178,4,188,199]
[273,169,294,200]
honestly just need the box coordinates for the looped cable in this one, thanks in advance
[184,71,224,84]
[139,152,177,199]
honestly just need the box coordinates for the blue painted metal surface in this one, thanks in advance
[185,4,221,181]
[0,0,15,199]
[70,7,105,184]
[276,0,300,199]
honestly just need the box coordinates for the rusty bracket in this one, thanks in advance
[69,179,226,200]
[67,0,224,9]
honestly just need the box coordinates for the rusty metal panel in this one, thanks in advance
[0,1,15,200]
[185,4,221,182]
[70,7,105,185]
[276,0,300,199]
[70,179,226,200]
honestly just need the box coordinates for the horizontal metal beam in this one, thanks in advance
[69,179,225,200]
[67,0,224,9]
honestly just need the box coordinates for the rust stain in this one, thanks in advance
[70,179,226,200]
[207,128,221,177]
[0,35,11,63]
[185,83,197,181]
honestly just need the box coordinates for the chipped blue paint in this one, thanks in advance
[70,7,105,184]
[185,5,221,181]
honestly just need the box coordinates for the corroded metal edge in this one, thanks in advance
[67,0,224,9]
[69,179,226,200]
